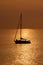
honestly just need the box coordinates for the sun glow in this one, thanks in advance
[22,29,29,39]
[16,29,30,40]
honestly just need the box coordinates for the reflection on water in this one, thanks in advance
[0,29,43,65]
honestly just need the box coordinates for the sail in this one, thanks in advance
[20,13,22,39]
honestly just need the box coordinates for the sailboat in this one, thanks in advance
[14,13,31,44]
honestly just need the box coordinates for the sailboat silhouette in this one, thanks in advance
[14,13,31,44]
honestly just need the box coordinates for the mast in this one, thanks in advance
[20,13,22,39]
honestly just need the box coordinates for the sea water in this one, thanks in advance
[0,29,43,65]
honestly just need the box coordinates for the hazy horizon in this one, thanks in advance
[0,0,43,29]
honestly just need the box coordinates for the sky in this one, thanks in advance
[0,0,43,29]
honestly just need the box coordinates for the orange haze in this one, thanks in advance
[0,0,43,29]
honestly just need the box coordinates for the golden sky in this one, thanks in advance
[0,0,43,29]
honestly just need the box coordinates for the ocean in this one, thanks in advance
[0,29,43,65]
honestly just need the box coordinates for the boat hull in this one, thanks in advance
[15,40,31,44]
